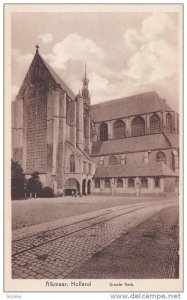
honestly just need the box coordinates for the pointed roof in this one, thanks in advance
[41,56,75,99]
[16,49,75,100]
[65,141,95,162]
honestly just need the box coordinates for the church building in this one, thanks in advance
[11,46,179,196]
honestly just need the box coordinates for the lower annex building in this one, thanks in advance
[12,47,179,196]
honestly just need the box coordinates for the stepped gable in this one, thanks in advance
[90,91,172,123]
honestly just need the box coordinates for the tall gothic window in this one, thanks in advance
[150,114,160,134]
[95,179,100,188]
[70,154,75,172]
[100,122,108,141]
[113,120,125,139]
[141,177,148,188]
[66,98,71,125]
[117,178,123,188]
[108,155,118,165]
[166,113,172,132]
[156,151,166,164]
[128,178,134,187]
[131,116,145,137]
[104,179,110,188]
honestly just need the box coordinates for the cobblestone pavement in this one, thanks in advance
[12,201,155,240]
[68,205,179,279]
[12,200,177,279]
[12,195,176,230]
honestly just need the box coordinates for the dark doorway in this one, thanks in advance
[65,178,80,196]
[82,179,86,195]
[87,179,91,195]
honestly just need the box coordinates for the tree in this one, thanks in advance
[27,171,43,197]
[11,160,26,200]
[42,186,54,198]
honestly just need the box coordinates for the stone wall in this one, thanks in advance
[11,100,23,165]
[24,84,47,174]
[93,148,175,171]
[92,177,165,196]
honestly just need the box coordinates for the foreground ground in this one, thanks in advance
[11,196,179,279]
[12,195,176,230]
[66,205,179,279]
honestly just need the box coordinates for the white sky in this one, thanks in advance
[11,10,181,111]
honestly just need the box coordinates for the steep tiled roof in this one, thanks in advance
[65,141,96,163]
[93,162,177,178]
[90,91,172,122]
[16,52,75,100]
[91,134,172,156]
[41,56,75,100]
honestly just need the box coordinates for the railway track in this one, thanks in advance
[12,200,176,258]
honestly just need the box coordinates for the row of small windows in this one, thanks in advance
[95,177,160,188]
[99,113,173,141]
[107,151,166,165]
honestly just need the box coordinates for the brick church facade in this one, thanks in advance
[11,47,179,196]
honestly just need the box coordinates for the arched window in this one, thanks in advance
[70,154,75,172]
[141,177,148,188]
[95,179,100,189]
[131,116,145,137]
[117,178,123,188]
[104,179,110,188]
[66,98,70,125]
[166,113,172,132]
[128,178,134,187]
[100,123,108,141]
[108,155,118,165]
[156,151,166,164]
[150,114,160,134]
[113,120,125,139]
[91,122,94,135]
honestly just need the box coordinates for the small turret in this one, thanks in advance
[76,93,84,151]
[82,63,90,105]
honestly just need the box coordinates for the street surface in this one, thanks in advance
[68,205,179,279]
[12,198,178,279]
[12,195,171,230]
